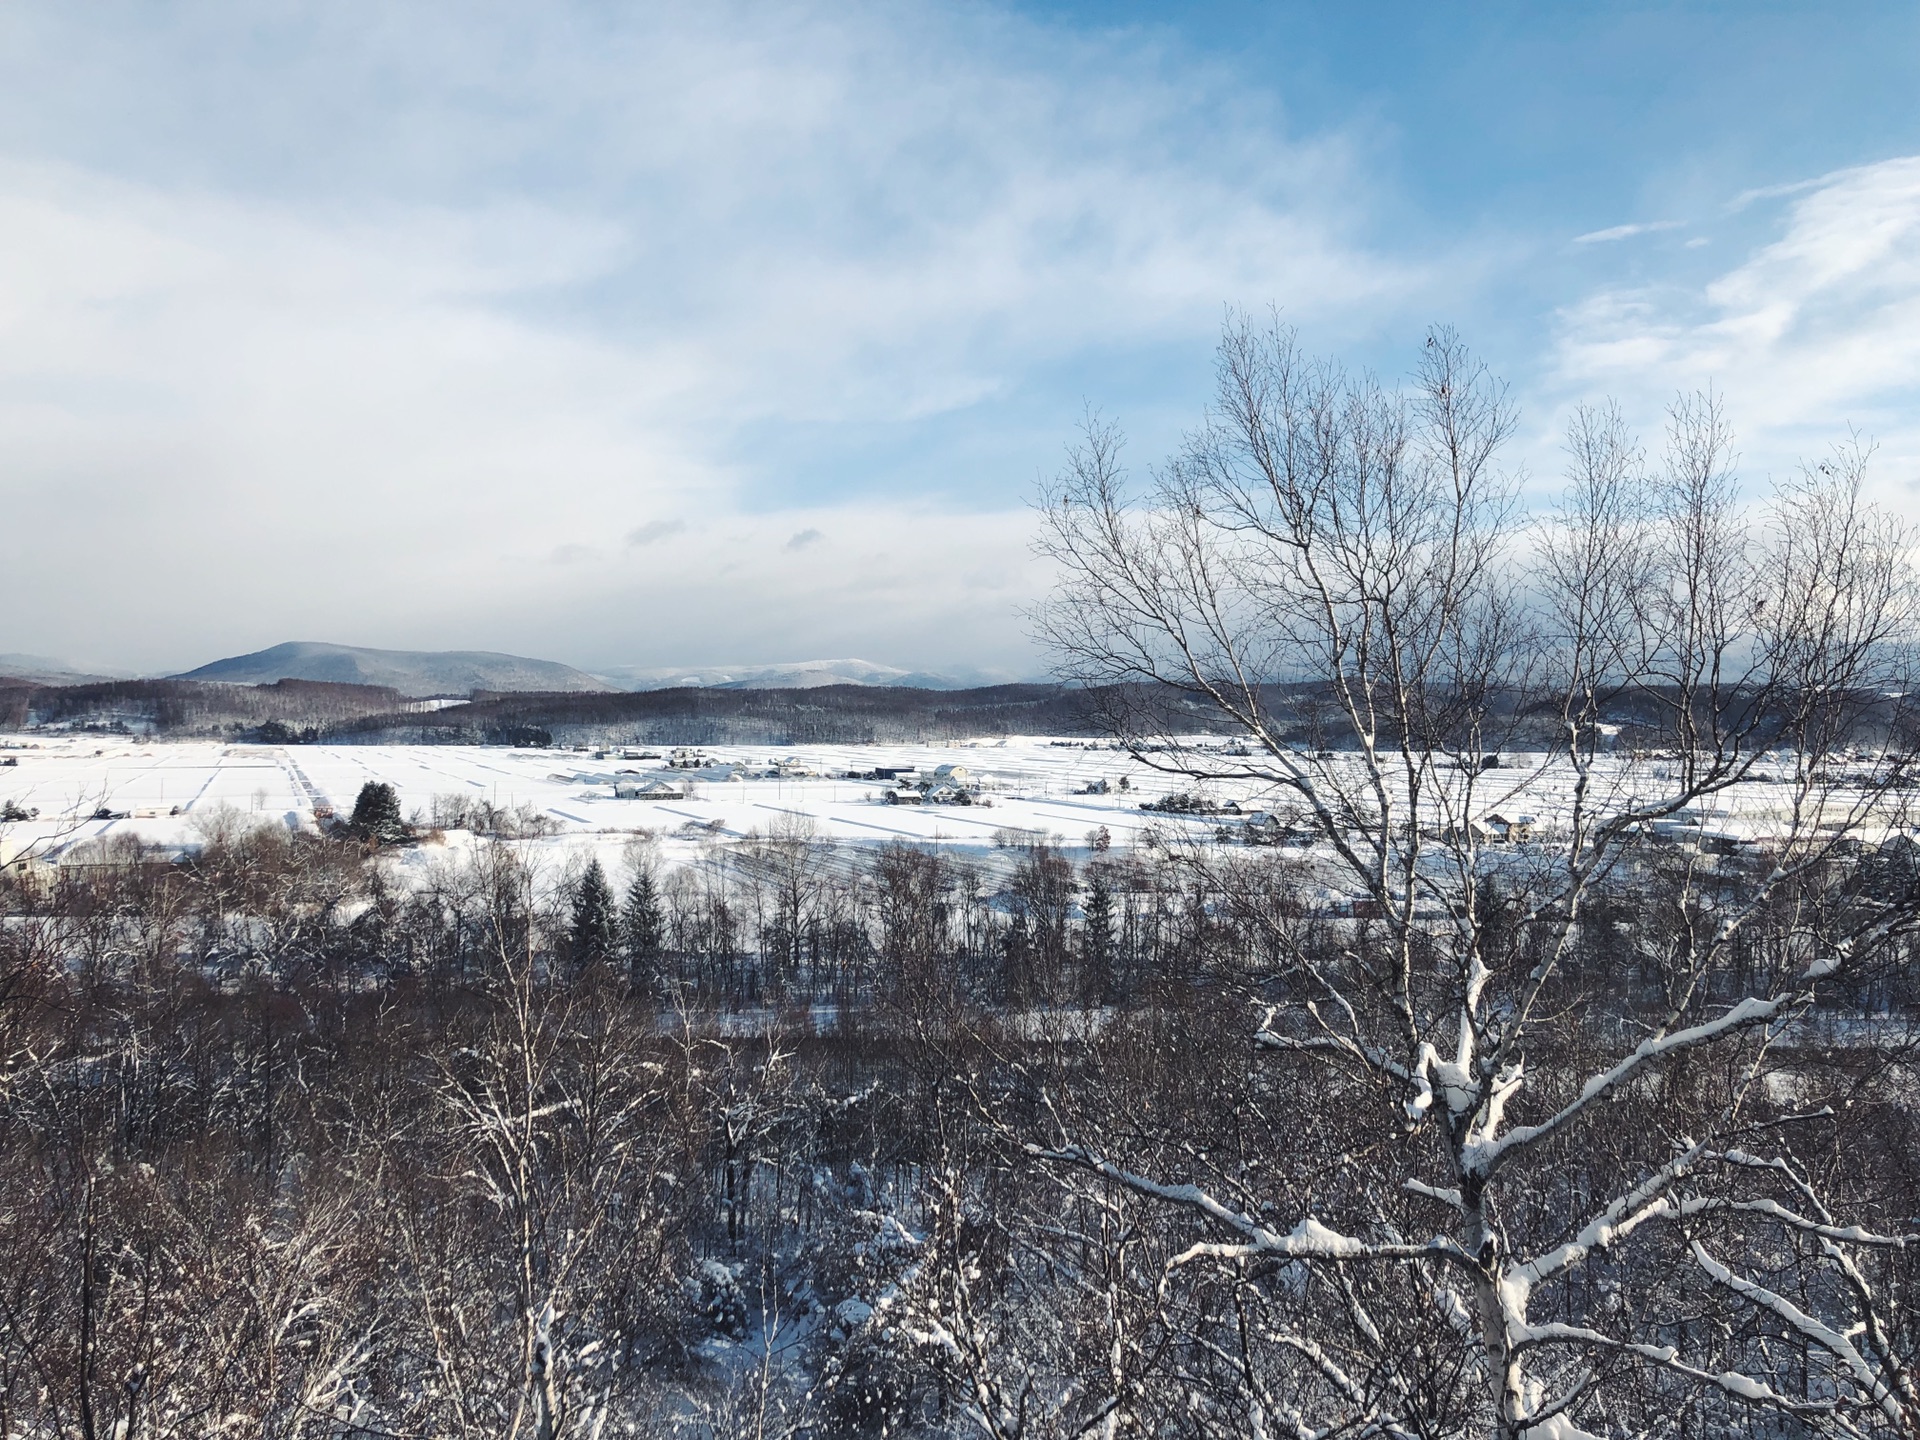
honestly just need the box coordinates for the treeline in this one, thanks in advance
[329,682,1132,747]
[2,676,1126,745]
[10,673,1905,753]
[4,817,1919,1435]
[0,677,408,735]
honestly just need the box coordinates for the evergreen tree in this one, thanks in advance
[348,781,408,844]
[1002,910,1032,1009]
[570,859,617,971]
[1082,867,1115,1002]
[621,868,665,992]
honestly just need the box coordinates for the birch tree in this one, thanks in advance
[1031,313,1920,1438]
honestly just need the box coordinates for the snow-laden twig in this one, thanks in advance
[1688,1241,1911,1429]
[1027,1143,1472,1270]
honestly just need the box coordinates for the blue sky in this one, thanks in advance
[2,2,1918,676]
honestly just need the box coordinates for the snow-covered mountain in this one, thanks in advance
[173,642,617,697]
[592,658,1018,691]
[0,652,127,685]
[22,642,1020,697]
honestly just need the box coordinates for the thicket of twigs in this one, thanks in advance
[2,817,1918,1439]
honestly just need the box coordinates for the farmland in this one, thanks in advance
[4,732,1903,879]
[0,733,1213,865]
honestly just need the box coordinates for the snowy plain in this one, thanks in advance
[0,732,1893,885]
[0,735,1219,877]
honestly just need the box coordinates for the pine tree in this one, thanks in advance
[1003,910,1032,1009]
[348,780,408,844]
[621,868,665,992]
[570,859,617,971]
[1082,867,1115,1002]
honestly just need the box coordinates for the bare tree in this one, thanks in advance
[736,812,828,1002]
[1031,312,1920,1437]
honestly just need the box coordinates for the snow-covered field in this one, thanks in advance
[0,733,1897,880]
[0,735,1217,873]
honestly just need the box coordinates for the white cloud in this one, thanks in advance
[1572,219,1684,245]
[625,521,687,548]
[0,2,1417,674]
[1725,177,1825,213]
[1550,156,1920,499]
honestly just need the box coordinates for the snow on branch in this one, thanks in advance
[1513,1321,1847,1423]
[1688,1241,1908,1426]
[1468,995,1790,1175]
[1026,1143,1472,1270]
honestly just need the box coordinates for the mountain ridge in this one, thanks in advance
[0,653,128,686]
[71,642,1026,697]
[173,641,616,697]
[591,657,1017,691]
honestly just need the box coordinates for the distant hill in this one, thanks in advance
[4,676,410,735]
[174,642,616,697]
[593,658,1018,691]
[329,681,1109,746]
[0,652,125,685]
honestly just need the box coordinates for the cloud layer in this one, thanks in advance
[0,2,1415,674]
[6,4,1917,679]
[1552,156,1920,499]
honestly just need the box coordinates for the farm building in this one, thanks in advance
[613,779,687,800]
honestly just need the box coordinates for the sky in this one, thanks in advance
[2,2,1919,678]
